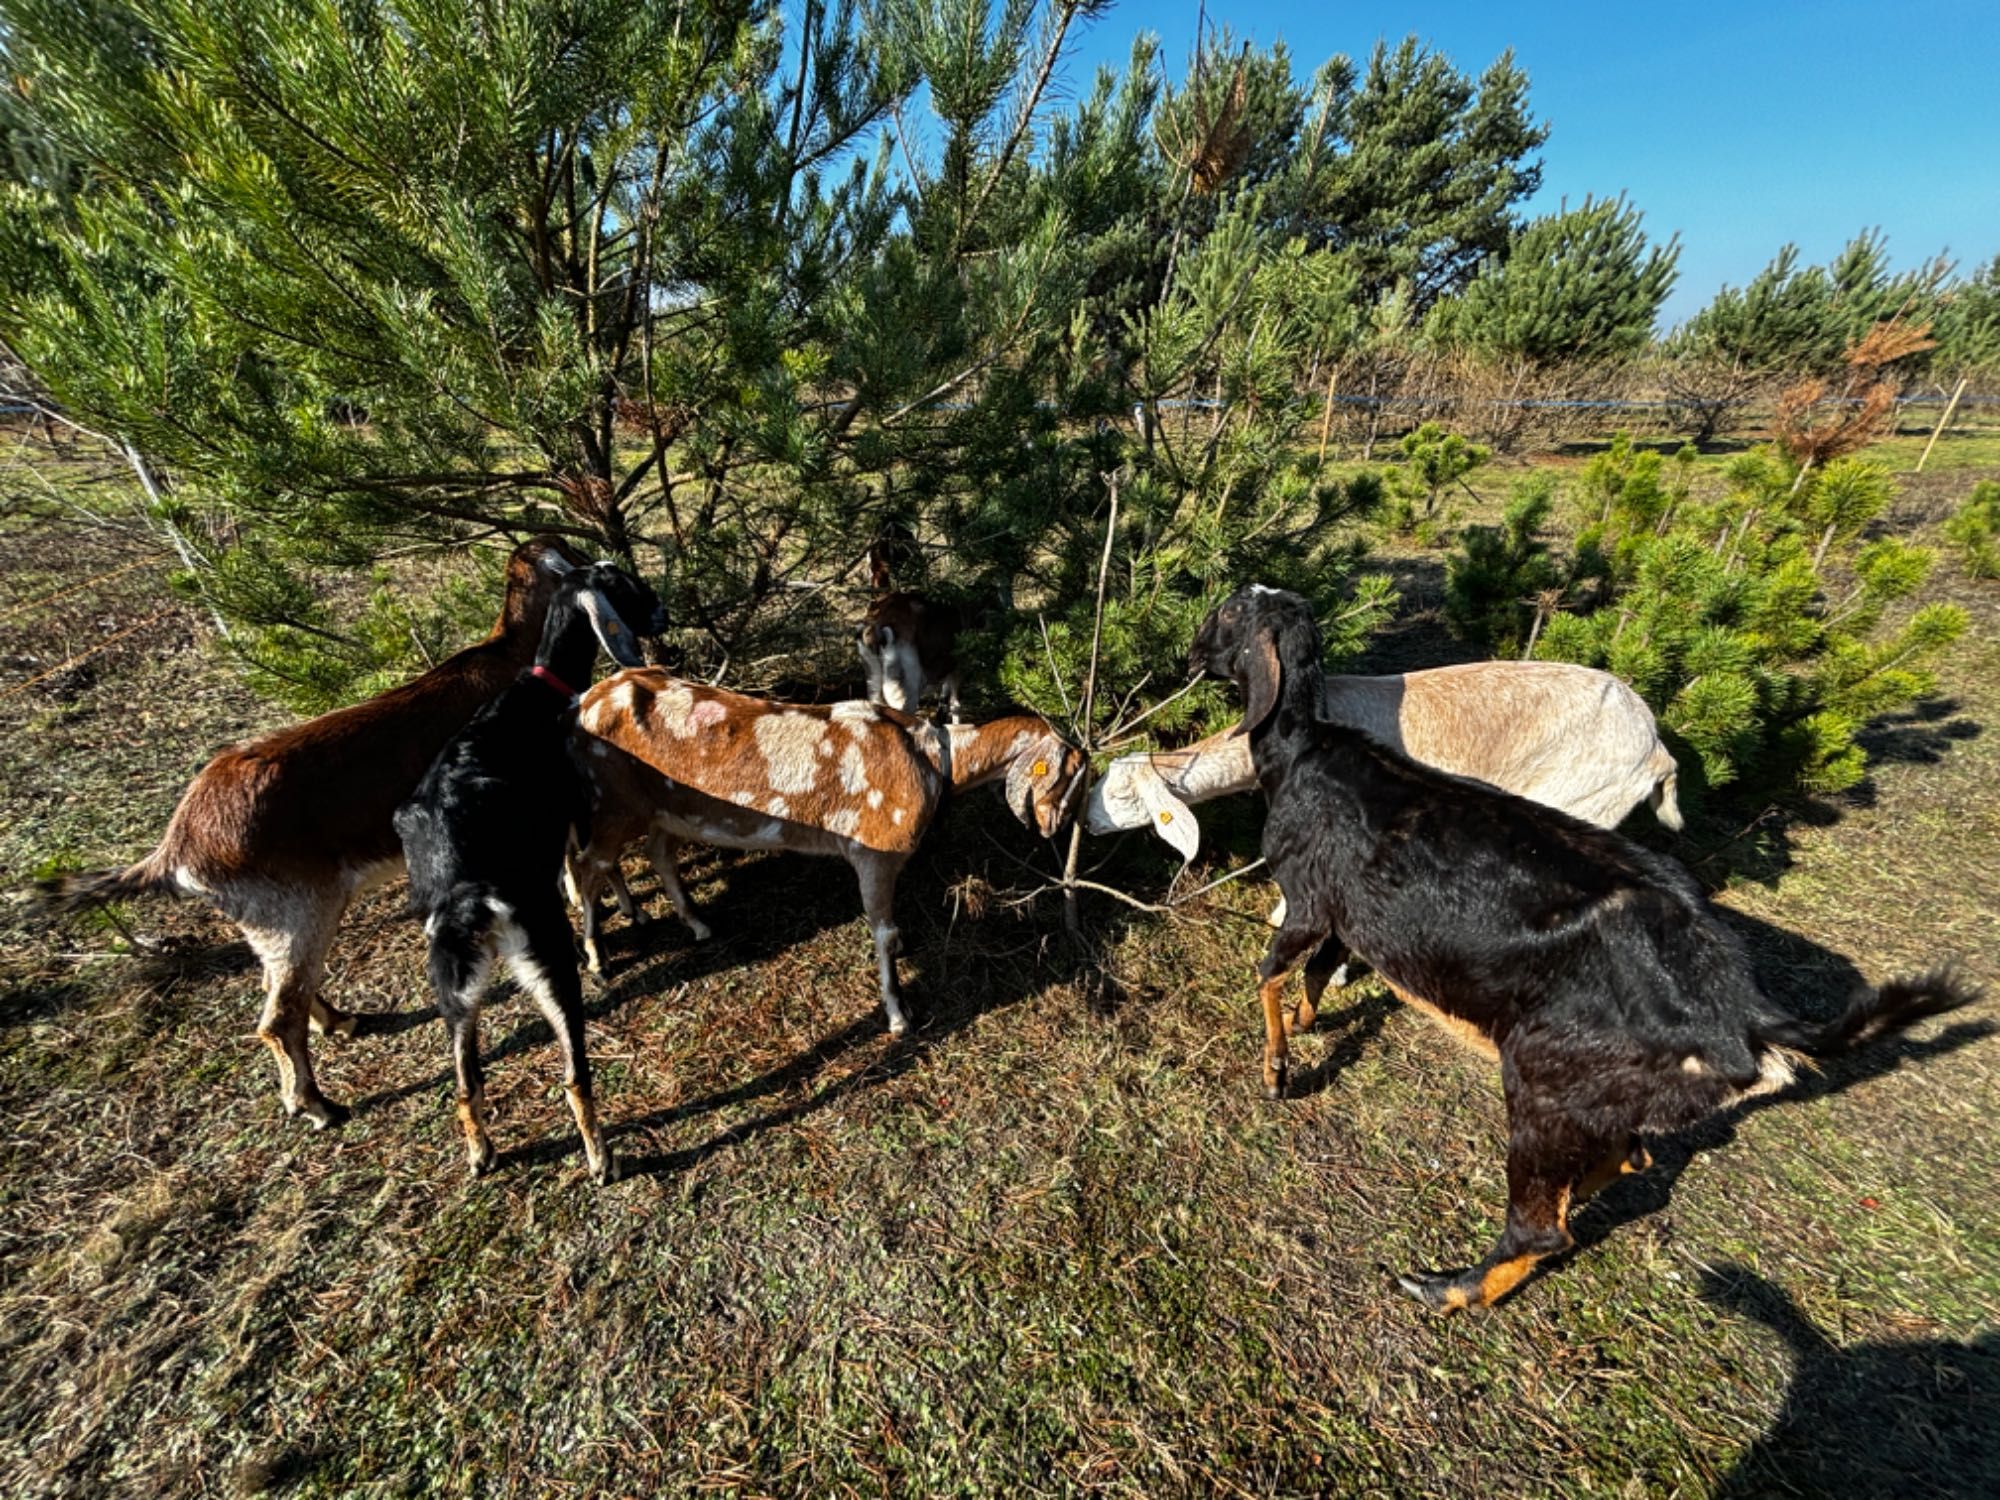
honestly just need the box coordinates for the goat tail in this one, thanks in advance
[1756,968,1980,1057]
[418,885,501,997]
[36,855,179,919]
[1647,745,1685,831]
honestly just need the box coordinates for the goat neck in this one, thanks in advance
[531,580,620,700]
[931,715,1050,792]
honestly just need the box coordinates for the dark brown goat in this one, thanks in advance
[858,540,961,721]
[40,536,589,1129]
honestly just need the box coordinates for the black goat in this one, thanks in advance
[1190,584,1978,1313]
[395,561,666,1183]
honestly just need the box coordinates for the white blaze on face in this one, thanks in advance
[883,642,923,709]
[755,712,829,795]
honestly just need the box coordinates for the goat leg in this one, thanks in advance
[246,910,350,1128]
[1294,935,1354,1035]
[854,852,910,1035]
[509,902,616,1185]
[1256,920,1330,1097]
[307,995,361,1041]
[1397,1132,1588,1313]
[646,829,711,942]
[427,927,498,1176]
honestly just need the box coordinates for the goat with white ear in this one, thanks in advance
[395,562,666,1183]
[1089,659,1683,941]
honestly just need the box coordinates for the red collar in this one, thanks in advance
[529,664,579,702]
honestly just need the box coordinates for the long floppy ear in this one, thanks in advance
[1233,631,1282,738]
[579,586,645,668]
[1003,732,1063,829]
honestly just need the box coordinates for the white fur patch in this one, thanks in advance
[839,741,871,795]
[831,701,878,722]
[892,807,905,826]
[867,788,883,809]
[731,790,756,807]
[652,682,697,735]
[882,642,923,710]
[755,712,828,795]
[828,808,861,838]
[766,796,789,818]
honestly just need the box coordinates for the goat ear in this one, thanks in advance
[1234,632,1282,738]
[579,586,646,668]
[1003,733,1058,829]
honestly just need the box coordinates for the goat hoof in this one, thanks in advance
[688,920,713,943]
[590,1151,619,1186]
[1263,1069,1287,1101]
[308,1097,351,1131]
[466,1146,497,1179]
[1395,1268,1468,1314]
[311,1007,361,1042]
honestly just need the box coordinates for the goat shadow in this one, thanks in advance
[473,798,1122,1181]
[1555,902,1993,1288]
[1701,1263,2000,1498]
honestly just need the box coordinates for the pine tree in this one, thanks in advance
[1932,255,2000,382]
[1427,196,1678,366]
[1288,37,1548,307]
[1944,481,2000,580]
[1447,437,1969,798]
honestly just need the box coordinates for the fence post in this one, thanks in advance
[1915,377,1969,474]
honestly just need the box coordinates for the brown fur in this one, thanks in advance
[41,536,588,1126]
[568,671,1084,1030]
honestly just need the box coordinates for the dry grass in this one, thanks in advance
[2,435,1997,1496]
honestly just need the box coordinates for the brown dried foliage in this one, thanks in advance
[1776,319,1934,468]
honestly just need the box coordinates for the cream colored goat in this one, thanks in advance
[1090,660,1681,928]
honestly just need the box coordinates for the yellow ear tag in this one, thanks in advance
[1159,810,1173,824]
[1032,759,1049,777]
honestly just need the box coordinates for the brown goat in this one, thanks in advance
[570,672,1085,1031]
[41,536,589,1128]
[858,541,962,721]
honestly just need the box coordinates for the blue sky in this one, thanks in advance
[1057,1,2000,326]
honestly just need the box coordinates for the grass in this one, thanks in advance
[1,427,1997,1496]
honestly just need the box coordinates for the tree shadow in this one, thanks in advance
[1700,1264,2000,1499]
[602,816,1107,1181]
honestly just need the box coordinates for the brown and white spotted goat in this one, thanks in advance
[40,536,588,1129]
[569,674,1085,1032]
